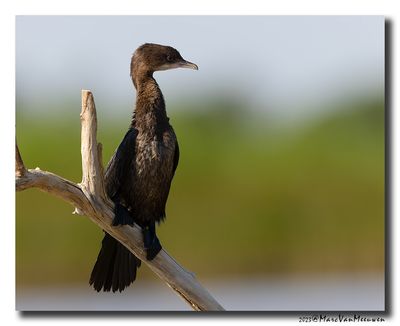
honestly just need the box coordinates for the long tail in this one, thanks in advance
[89,232,141,292]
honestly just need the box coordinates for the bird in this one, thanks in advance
[89,43,198,292]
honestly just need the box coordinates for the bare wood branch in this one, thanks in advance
[80,90,107,201]
[15,90,224,311]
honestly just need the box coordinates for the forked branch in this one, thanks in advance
[15,90,224,311]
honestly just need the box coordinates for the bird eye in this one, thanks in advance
[166,55,173,62]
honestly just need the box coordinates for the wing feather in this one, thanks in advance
[105,128,137,199]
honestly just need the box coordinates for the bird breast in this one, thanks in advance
[130,127,176,221]
[135,128,176,185]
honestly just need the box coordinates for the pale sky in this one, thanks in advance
[16,16,384,120]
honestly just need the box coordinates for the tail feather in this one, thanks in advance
[89,232,140,292]
[111,240,121,292]
[128,251,138,284]
[118,246,126,291]
[89,233,116,292]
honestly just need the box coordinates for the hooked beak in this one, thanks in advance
[157,59,199,72]
[178,60,199,70]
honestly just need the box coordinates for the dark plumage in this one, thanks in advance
[89,43,198,292]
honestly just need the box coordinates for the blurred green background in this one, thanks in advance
[15,16,384,310]
[16,95,384,287]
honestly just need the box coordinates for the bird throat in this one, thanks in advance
[132,75,169,135]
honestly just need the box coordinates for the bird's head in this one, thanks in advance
[131,43,198,81]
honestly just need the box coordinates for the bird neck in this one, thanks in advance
[131,75,169,130]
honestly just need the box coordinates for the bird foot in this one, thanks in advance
[143,226,162,260]
[112,202,134,226]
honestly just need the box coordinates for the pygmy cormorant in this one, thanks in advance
[89,43,198,292]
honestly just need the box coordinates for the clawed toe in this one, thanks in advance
[143,225,162,260]
[113,202,134,226]
[146,237,162,260]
